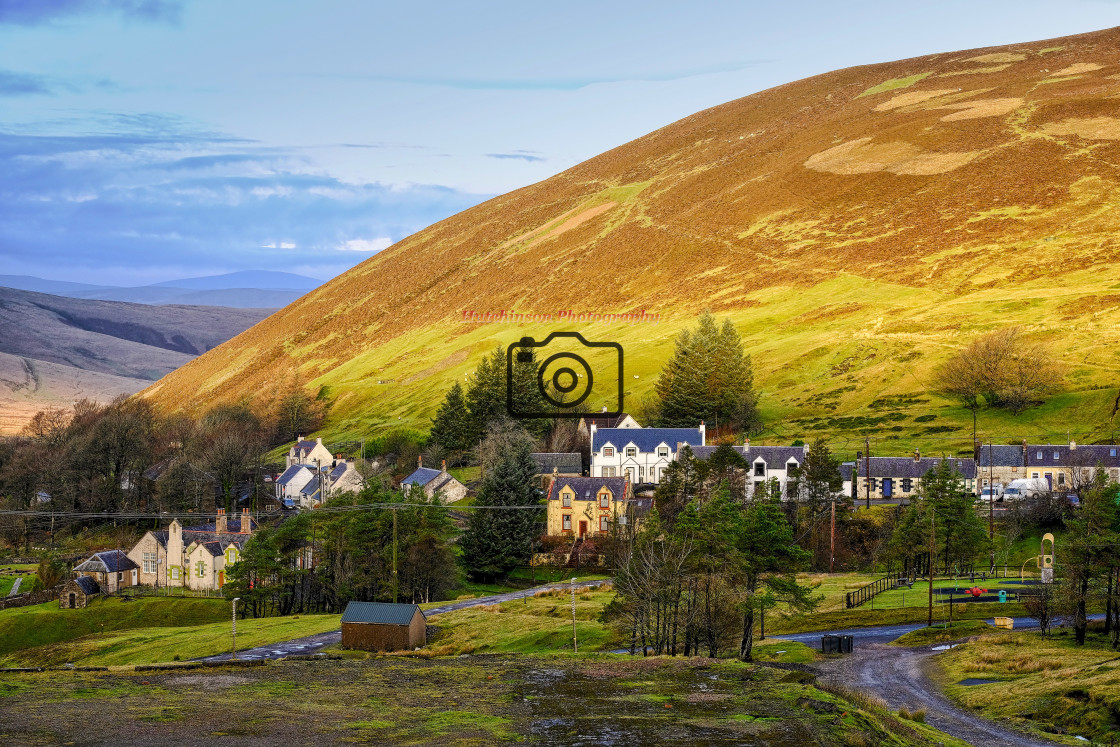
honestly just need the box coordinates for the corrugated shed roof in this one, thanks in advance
[532,453,583,474]
[593,427,703,454]
[341,601,424,625]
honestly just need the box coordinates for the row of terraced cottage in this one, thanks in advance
[539,413,1120,540]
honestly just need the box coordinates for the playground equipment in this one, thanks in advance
[1041,532,1055,584]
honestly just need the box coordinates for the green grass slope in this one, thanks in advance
[142,26,1120,456]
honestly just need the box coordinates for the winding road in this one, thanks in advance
[197,579,606,662]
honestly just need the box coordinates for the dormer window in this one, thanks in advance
[599,492,610,508]
[1053,451,1060,460]
[657,447,669,458]
[1112,449,1117,457]
[562,492,572,507]
[1036,451,1043,460]
[603,447,614,457]
[625,447,637,457]
[754,462,765,477]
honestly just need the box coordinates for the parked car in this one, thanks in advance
[980,485,1004,502]
[1003,478,1051,500]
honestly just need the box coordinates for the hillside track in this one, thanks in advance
[815,643,1059,747]
[197,578,606,662]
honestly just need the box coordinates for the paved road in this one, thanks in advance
[197,578,607,662]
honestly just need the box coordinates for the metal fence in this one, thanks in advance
[845,575,895,609]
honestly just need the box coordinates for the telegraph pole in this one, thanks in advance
[571,577,578,652]
[392,508,399,604]
[231,597,240,659]
[829,500,836,573]
[988,442,995,573]
[928,506,936,627]
[865,438,871,509]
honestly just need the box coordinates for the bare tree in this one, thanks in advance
[936,327,1062,415]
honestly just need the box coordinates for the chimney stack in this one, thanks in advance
[914,449,921,463]
[215,508,227,534]
[1023,439,1029,467]
[699,421,706,445]
[241,508,251,535]
[744,437,750,454]
[441,459,447,473]
[418,454,423,468]
[1070,440,1077,450]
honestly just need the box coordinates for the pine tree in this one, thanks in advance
[429,381,472,456]
[459,424,543,581]
[655,312,760,431]
[465,348,506,443]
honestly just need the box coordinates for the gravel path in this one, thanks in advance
[814,642,1058,747]
[197,578,607,662]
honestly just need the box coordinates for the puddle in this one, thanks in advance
[958,678,1001,686]
[931,644,958,651]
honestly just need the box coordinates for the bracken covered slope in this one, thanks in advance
[142,27,1120,452]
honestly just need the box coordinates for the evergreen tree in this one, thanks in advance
[654,312,760,432]
[429,381,473,457]
[465,348,506,443]
[459,423,543,581]
[1062,470,1119,645]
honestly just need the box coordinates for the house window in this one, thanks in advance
[1112,469,1119,481]
[638,466,644,481]
[603,447,614,457]
[1031,472,1039,479]
[196,561,206,578]
[1036,451,1043,460]
[599,516,609,532]
[1112,449,1117,457]
[1058,473,1066,486]
[901,478,913,493]
[599,492,610,508]
[625,447,637,457]
[562,515,571,531]
[603,467,616,477]
[227,549,237,563]
[754,462,765,477]
[171,567,180,580]
[143,552,156,574]
[657,447,669,458]
[1053,451,1060,460]
[869,478,877,491]
[562,492,571,507]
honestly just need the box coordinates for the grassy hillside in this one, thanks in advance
[142,27,1120,456]
[0,597,228,660]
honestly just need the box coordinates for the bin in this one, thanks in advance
[998,589,1007,603]
[840,635,854,654]
[821,635,839,654]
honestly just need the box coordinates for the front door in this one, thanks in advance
[218,570,225,587]
[131,569,137,586]
[579,521,587,538]
[68,593,76,608]
[882,478,892,498]
[1045,473,1053,489]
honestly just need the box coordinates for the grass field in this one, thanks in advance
[891,620,994,646]
[2,613,343,667]
[0,564,37,597]
[0,596,230,662]
[0,654,967,745]
[936,624,1120,743]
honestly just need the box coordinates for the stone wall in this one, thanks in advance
[0,586,62,611]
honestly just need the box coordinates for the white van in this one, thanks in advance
[980,485,1004,502]
[1003,478,1051,500]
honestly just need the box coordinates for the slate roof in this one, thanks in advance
[532,453,583,474]
[276,464,313,486]
[329,462,349,482]
[295,439,318,450]
[74,550,139,574]
[857,457,977,480]
[593,428,703,454]
[690,445,806,464]
[341,601,424,626]
[976,444,1025,468]
[1025,444,1120,468]
[582,413,636,430]
[548,476,630,502]
[301,475,321,497]
[182,518,257,534]
[72,576,100,595]
[402,467,443,486]
[839,462,855,483]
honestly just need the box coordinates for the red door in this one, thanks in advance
[218,571,225,587]
[579,521,587,538]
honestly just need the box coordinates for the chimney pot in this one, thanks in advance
[914,449,921,462]
[441,459,447,473]
[418,455,423,468]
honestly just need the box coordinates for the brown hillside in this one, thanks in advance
[142,26,1120,449]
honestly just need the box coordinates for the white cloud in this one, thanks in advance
[340,237,392,252]
[261,241,297,249]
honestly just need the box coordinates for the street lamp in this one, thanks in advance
[231,597,240,660]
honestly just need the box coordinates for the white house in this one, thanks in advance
[286,437,334,469]
[276,464,316,504]
[591,424,705,484]
[689,441,810,498]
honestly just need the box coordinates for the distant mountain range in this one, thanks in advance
[0,287,272,433]
[0,271,321,308]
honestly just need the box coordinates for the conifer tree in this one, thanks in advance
[429,381,472,457]
[655,312,760,432]
[459,423,543,581]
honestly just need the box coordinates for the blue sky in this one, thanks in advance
[2,0,1119,285]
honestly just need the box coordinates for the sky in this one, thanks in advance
[2,0,1119,285]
